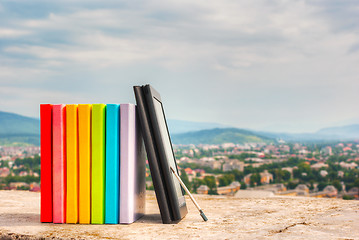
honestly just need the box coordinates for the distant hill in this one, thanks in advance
[256,124,359,143]
[167,119,232,134]
[316,124,359,139]
[0,111,39,146]
[171,124,359,145]
[171,128,274,145]
[1,109,359,146]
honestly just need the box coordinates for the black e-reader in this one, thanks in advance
[134,85,188,224]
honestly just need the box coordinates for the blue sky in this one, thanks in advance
[1,0,359,133]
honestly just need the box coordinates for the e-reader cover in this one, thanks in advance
[134,87,172,224]
[133,85,188,224]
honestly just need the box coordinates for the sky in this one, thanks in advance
[1,0,359,133]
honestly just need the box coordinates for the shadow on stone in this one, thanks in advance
[135,214,163,224]
[0,213,40,227]
[1,213,165,226]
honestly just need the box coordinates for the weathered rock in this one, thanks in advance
[0,190,358,239]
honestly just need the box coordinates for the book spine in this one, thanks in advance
[78,104,92,224]
[105,104,120,224]
[91,104,106,224]
[52,104,66,223]
[120,104,136,224]
[40,104,53,223]
[66,104,79,223]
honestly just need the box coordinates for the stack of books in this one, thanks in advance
[40,104,146,224]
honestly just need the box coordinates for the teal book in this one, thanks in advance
[105,104,120,224]
[91,104,106,224]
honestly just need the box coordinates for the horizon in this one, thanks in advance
[1,108,359,135]
[1,1,359,133]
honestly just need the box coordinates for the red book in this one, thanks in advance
[40,104,53,223]
[52,104,66,223]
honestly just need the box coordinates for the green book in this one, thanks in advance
[91,104,106,224]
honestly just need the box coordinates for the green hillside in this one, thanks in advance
[0,111,40,146]
[171,128,274,145]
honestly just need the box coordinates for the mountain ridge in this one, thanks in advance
[0,111,40,146]
[256,124,359,142]
[1,110,359,146]
[171,127,274,145]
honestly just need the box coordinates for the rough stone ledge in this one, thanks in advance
[0,190,358,239]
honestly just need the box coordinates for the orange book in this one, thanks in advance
[66,104,79,223]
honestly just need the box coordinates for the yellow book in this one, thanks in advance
[78,104,92,224]
[91,104,106,224]
[66,104,78,223]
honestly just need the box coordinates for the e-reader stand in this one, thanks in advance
[170,167,208,221]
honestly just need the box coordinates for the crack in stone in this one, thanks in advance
[275,221,309,234]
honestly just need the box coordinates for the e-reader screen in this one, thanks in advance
[153,97,186,207]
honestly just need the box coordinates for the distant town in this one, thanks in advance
[0,146,40,191]
[1,141,359,200]
[167,141,359,200]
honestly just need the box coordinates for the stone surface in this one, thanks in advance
[0,190,358,239]
[235,189,275,198]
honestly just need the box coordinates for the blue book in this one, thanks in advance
[105,104,120,224]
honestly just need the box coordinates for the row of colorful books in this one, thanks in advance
[40,104,146,224]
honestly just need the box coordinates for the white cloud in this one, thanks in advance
[0,28,30,38]
[1,0,359,131]
[5,1,357,73]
